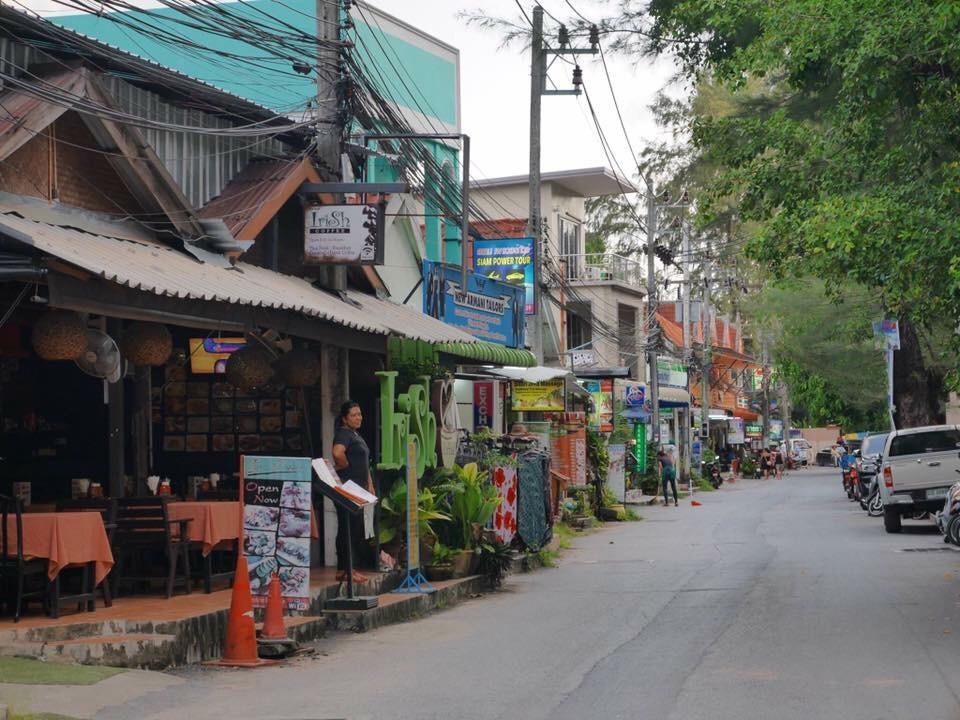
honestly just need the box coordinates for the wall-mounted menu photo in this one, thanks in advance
[237,416,258,433]
[213,399,234,415]
[187,382,209,398]
[212,434,236,452]
[212,382,234,398]
[165,416,187,433]
[261,435,283,452]
[211,416,234,433]
[259,399,282,416]
[238,434,261,452]
[236,399,258,415]
[185,434,208,452]
[163,436,186,452]
[187,417,210,433]
[260,416,282,433]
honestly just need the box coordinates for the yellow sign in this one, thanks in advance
[511,380,565,412]
[188,337,246,374]
[406,440,420,570]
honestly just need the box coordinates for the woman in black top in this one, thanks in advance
[331,401,373,583]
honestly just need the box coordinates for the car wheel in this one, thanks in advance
[884,506,902,533]
[949,515,960,545]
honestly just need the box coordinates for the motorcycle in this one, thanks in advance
[859,475,884,516]
[936,470,960,544]
[842,465,860,500]
[707,462,724,489]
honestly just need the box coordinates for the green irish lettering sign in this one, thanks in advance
[376,371,438,478]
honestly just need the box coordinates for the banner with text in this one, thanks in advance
[473,237,535,315]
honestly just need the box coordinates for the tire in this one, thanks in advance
[950,515,960,545]
[868,491,883,517]
[884,506,902,533]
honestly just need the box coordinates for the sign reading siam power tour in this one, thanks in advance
[473,237,535,315]
[423,260,525,347]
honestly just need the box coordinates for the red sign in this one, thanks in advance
[474,381,494,430]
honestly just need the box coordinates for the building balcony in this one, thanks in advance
[556,253,644,289]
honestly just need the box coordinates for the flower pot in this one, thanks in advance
[451,549,474,578]
[424,563,454,582]
[598,504,626,521]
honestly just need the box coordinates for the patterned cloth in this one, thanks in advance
[517,452,551,551]
[492,465,518,544]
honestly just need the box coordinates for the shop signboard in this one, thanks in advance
[473,381,495,430]
[406,440,420,570]
[188,337,246,374]
[608,443,626,502]
[872,319,901,350]
[770,419,784,442]
[304,204,384,265]
[423,260,525,348]
[375,371,437,478]
[624,383,646,407]
[242,455,312,611]
[634,422,647,473]
[728,417,745,444]
[745,423,763,438]
[472,237,535,315]
[657,358,688,388]
[583,379,613,432]
[512,379,564,412]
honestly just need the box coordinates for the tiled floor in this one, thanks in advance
[0,567,372,630]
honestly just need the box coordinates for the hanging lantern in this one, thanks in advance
[274,348,320,387]
[31,311,87,360]
[119,322,172,366]
[225,345,275,390]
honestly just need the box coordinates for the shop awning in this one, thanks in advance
[659,386,690,407]
[485,366,569,382]
[0,208,485,345]
[434,342,537,367]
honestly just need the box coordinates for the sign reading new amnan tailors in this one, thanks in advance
[304,204,384,265]
[511,380,565,412]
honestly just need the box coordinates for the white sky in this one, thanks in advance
[20,0,679,182]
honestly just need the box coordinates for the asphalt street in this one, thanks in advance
[99,468,960,720]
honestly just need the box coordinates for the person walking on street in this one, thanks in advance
[331,400,374,584]
[658,447,678,507]
[760,447,771,479]
[774,445,785,480]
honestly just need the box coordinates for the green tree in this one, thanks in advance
[591,0,960,426]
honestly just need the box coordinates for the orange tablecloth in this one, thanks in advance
[6,512,113,584]
[168,501,320,556]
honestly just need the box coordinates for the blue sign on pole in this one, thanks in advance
[423,261,525,348]
[472,237,536,315]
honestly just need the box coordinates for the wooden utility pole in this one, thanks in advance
[700,240,711,473]
[646,176,660,446]
[681,220,692,487]
[528,5,545,364]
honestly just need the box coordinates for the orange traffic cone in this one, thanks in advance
[206,553,276,667]
[260,574,287,641]
[691,499,703,507]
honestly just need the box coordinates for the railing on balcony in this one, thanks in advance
[557,253,644,287]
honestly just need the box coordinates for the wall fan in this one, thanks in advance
[74,329,123,383]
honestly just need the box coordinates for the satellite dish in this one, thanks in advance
[75,329,122,382]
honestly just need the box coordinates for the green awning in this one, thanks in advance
[435,342,537,367]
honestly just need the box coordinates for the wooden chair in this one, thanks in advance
[112,497,192,599]
[56,498,117,609]
[0,494,49,622]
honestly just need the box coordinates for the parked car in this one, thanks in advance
[780,438,812,467]
[879,425,960,533]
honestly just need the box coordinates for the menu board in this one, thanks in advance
[242,456,312,611]
[155,358,305,459]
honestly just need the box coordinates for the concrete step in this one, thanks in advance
[323,575,487,633]
[0,633,178,669]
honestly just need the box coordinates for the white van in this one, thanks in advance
[780,438,812,466]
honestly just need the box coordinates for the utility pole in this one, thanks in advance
[780,381,791,461]
[700,239,711,475]
[761,335,771,448]
[646,176,660,448]
[527,6,597,364]
[318,0,345,291]
[681,220,692,488]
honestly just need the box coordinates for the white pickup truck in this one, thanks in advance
[880,425,960,533]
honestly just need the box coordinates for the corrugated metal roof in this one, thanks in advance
[344,291,477,344]
[0,209,480,344]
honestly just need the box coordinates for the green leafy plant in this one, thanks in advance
[379,479,451,545]
[587,429,610,481]
[429,541,453,566]
[601,485,621,508]
[448,462,501,549]
[474,539,513,588]
[740,456,757,477]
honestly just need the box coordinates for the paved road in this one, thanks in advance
[100,468,960,720]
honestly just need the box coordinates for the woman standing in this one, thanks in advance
[760,447,771,479]
[331,401,374,584]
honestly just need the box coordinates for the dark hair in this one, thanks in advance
[338,400,360,426]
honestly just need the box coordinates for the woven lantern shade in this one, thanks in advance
[119,322,172,366]
[31,311,87,360]
[274,348,320,387]
[225,345,275,390]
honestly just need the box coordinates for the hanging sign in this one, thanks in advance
[624,383,646,408]
[657,358,688,388]
[512,379,565,412]
[872,319,901,350]
[304,204,384,265]
[242,455,312,611]
[472,237,535,315]
[474,381,495,430]
[423,260,525,347]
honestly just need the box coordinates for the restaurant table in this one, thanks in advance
[4,512,113,585]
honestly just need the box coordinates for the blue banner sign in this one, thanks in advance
[423,261,525,348]
[473,237,535,315]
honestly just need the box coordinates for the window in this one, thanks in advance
[566,301,592,351]
[559,217,581,279]
[888,429,960,457]
[862,433,888,456]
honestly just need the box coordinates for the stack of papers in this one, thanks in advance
[311,458,378,508]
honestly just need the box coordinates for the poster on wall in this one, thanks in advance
[582,379,613,432]
[303,204,384,265]
[242,456,312,611]
[473,381,494,430]
[728,417,745,444]
[512,380,564,412]
[607,444,626,503]
[423,260,525,347]
[473,237,535,315]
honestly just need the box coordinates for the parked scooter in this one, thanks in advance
[707,461,724,489]
[859,475,884,517]
[936,470,960,544]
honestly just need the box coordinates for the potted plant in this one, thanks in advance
[448,463,501,577]
[474,539,514,589]
[598,485,626,521]
[424,542,454,582]
[378,478,451,564]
